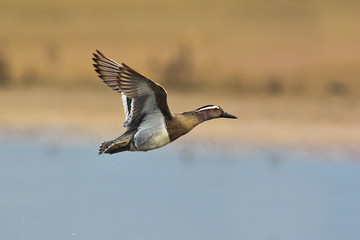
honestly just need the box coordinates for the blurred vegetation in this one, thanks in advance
[1,0,359,97]
[162,43,195,89]
[0,51,11,87]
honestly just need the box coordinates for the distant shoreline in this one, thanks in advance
[0,88,359,157]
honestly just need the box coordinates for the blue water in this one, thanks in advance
[0,138,359,240]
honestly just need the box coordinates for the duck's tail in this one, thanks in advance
[98,132,133,154]
[98,140,118,154]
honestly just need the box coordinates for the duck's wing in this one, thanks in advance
[92,50,172,129]
[93,50,133,126]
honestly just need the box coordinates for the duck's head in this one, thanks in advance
[195,105,237,120]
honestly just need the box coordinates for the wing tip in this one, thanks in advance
[93,49,105,61]
[96,49,104,57]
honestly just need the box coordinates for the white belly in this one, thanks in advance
[131,111,170,151]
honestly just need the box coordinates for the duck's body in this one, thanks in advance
[92,50,237,154]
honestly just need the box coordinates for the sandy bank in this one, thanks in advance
[1,88,359,152]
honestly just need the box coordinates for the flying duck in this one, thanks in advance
[92,50,237,154]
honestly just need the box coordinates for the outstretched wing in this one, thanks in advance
[92,50,172,129]
[118,62,173,129]
[93,50,134,126]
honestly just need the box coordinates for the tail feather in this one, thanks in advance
[98,132,134,154]
[98,140,115,155]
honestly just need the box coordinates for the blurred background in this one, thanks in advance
[0,0,359,147]
[0,0,360,239]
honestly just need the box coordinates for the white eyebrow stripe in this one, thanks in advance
[195,106,220,112]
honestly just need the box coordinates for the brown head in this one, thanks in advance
[194,105,237,122]
[166,105,237,142]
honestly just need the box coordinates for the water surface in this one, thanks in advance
[0,138,359,240]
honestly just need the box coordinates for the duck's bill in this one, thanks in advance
[221,112,238,119]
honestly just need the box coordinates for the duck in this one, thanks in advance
[92,50,237,154]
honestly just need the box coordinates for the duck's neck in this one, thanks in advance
[165,111,214,142]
